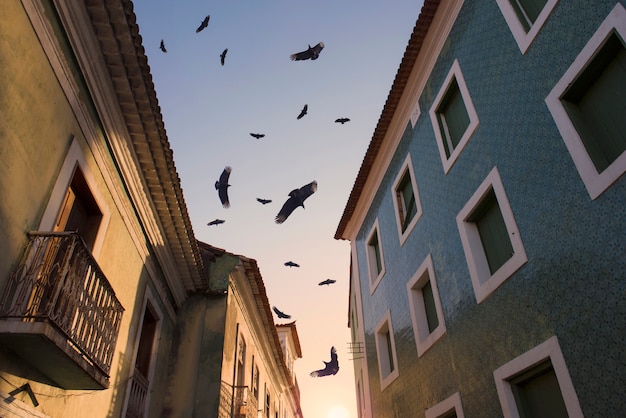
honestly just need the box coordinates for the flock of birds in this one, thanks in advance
[160,13,343,378]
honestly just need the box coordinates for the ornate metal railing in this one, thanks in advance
[125,369,149,418]
[0,231,124,376]
[219,383,258,418]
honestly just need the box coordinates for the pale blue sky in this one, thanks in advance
[132,1,423,416]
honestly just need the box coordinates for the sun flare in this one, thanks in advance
[327,405,350,418]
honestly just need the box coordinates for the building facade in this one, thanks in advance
[0,0,303,417]
[336,0,626,416]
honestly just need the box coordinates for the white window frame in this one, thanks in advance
[429,59,479,174]
[456,167,527,303]
[425,392,465,418]
[38,137,110,258]
[495,0,559,54]
[494,336,584,418]
[374,310,399,390]
[406,254,446,357]
[545,3,626,200]
[366,219,386,294]
[392,154,423,245]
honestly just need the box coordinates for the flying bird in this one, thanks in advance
[257,198,272,205]
[250,133,265,139]
[220,48,228,65]
[335,118,350,124]
[297,104,308,120]
[272,306,291,319]
[290,42,325,61]
[207,219,225,226]
[196,15,210,33]
[215,166,232,208]
[159,39,167,53]
[275,181,317,224]
[284,261,300,268]
[318,279,336,286]
[310,346,339,377]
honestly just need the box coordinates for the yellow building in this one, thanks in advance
[0,0,303,417]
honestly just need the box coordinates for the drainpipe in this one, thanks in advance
[231,322,239,418]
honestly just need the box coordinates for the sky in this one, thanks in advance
[132,1,423,417]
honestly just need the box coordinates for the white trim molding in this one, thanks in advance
[425,392,465,418]
[406,254,446,357]
[391,153,423,246]
[374,310,400,390]
[429,59,480,174]
[545,3,626,200]
[366,218,386,294]
[456,167,527,303]
[494,336,584,418]
[495,0,559,54]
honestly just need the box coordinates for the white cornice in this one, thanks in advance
[343,0,465,242]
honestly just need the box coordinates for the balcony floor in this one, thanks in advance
[0,320,109,390]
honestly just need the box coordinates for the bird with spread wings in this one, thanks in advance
[215,166,231,208]
[310,346,339,377]
[290,42,325,61]
[275,181,317,224]
[272,306,291,319]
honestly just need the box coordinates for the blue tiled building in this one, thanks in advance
[335,0,626,416]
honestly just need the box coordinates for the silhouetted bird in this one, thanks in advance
[250,133,265,139]
[257,198,272,205]
[215,166,231,208]
[207,219,225,226]
[318,279,336,286]
[297,104,308,120]
[284,261,300,268]
[196,15,210,33]
[310,346,339,377]
[335,118,350,124]
[220,48,228,65]
[275,181,317,224]
[290,42,325,61]
[272,306,291,319]
[159,39,167,53]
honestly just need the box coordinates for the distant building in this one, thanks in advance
[336,0,626,417]
[0,0,303,417]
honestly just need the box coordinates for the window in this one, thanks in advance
[123,291,162,418]
[366,219,385,293]
[546,4,626,199]
[457,167,527,303]
[39,138,109,257]
[265,384,270,418]
[392,154,422,243]
[430,60,479,173]
[496,0,558,53]
[374,311,399,389]
[54,166,102,250]
[407,255,446,357]
[494,336,583,418]
[425,392,465,418]
[237,336,246,386]
[251,358,259,400]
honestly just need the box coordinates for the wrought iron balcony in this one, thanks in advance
[218,383,258,418]
[0,232,124,389]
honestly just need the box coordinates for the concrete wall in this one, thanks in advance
[0,1,179,416]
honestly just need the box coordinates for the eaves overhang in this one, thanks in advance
[335,0,441,240]
[82,0,208,292]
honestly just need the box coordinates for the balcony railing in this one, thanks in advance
[219,383,258,418]
[125,369,149,418]
[0,231,124,389]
